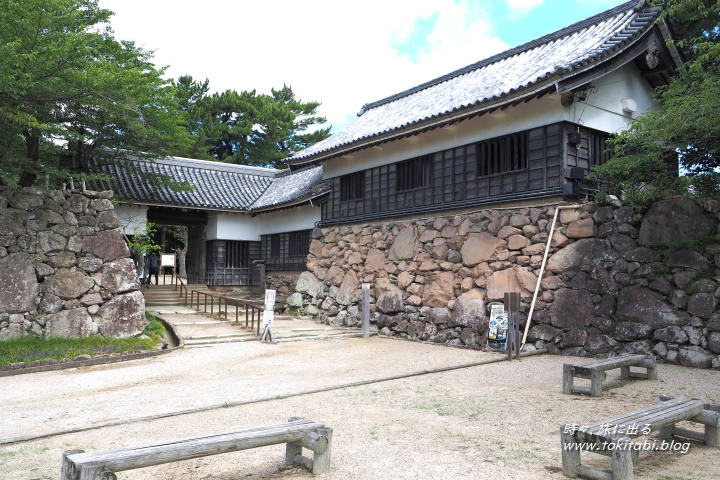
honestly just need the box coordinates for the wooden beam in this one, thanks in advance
[557,30,660,94]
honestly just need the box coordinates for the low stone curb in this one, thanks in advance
[0,348,175,378]
[0,316,182,377]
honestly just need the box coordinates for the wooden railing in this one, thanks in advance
[157,270,177,286]
[176,279,263,335]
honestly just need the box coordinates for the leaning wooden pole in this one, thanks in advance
[521,204,581,347]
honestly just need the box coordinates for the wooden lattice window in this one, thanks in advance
[396,155,433,191]
[270,233,280,257]
[288,230,311,257]
[588,130,613,167]
[340,171,365,201]
[477,132,528,176]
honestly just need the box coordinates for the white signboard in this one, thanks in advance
[161,253,176,267]
[263,290,276,325]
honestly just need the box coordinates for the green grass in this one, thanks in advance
[0,313,165,367]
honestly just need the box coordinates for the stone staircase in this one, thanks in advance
[142,283,215,307]
[176,315,361,347]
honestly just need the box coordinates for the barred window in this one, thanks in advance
[340,171,365,201]
[288,230,310,257]
[477,132,528,176]
[588,130,613,167]
[270,233,280,257]
[396,155,433,191]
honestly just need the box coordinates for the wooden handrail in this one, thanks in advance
[177,285,263,336]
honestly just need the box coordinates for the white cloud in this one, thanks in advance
[505,0,545,17]
[100,0,508,132]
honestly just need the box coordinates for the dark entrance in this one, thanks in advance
[147,206,208,284]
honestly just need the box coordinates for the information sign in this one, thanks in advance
[160,254,176,267]
[488,304,507,342]
[263,289,276,326]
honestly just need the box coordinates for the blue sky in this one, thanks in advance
[100,0,627,134]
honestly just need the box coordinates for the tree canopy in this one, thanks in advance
[0,0,193,189]
[592,0,720,205]
[0,1,329,191]
[172,76,331,168]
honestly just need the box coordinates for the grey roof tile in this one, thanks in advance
[289,1,658,163]
[100,155,322,212]
[249,166,323,211]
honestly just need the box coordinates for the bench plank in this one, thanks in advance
[583,398,704,438]
[577,355,647,370]
[562,396,719,480]
[563,355,656,397]
[63,419,332,480]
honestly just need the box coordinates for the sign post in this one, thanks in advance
[260,289,276,342]
[361,283,370,338]
[504,292,521,361]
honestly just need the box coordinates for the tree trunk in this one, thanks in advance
[19,130,41,188]
[178,245,188,278]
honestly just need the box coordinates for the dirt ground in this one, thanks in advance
[1,315,719,480]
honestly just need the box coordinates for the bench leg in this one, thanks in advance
[61,450,85,480]
[703,404,720,447]
[560,427,580,477]
[79,465,110,480]
[563,364,573,395]
[645,356,658,380]
[611,438,634,480]
[590,369,603,397]
[706,424,719,448]
[620,366,630,379]
[312,427,333,475]
[286,441,303,466]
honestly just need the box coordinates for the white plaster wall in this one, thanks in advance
[560,62,655,134]
[260,205,320,235]
[324,62,654,179]
[207,213,262,241]
[114,204,148,235]
[206,206,320,240]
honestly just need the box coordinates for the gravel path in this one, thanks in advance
[1,315,719,480]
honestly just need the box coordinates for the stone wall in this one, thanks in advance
[293,196,720,369]
[266,271,303,296]
[0,187,146,340]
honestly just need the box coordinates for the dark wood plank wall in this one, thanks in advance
[323,121,584,223]
[564,123,612,171]
[205,240,260,285]
[260,230,312,271]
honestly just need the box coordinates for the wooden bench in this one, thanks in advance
[563,354,657,397]
[60,418,332,480]
[561,395,720,480]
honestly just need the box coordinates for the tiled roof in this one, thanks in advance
[288,1,660,163]
[249,165,324,211]
[101,155,323,212]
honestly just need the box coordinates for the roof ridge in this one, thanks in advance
[358,0,642,113]
[153,156,280,177]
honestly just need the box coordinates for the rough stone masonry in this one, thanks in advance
[0,186,146,340]
[290,196,720,369]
